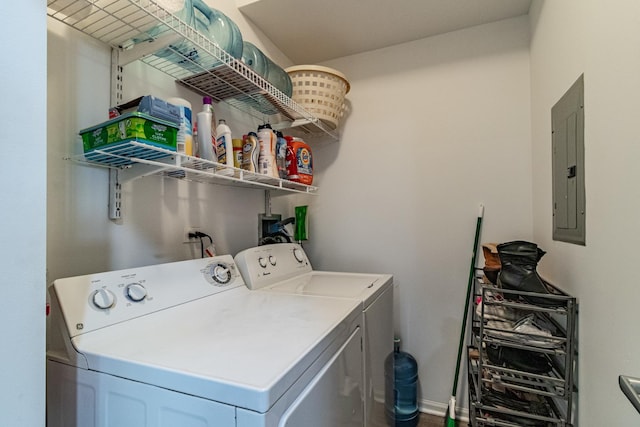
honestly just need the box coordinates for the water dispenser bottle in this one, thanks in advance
[385,338,419,427]
[240,41,292,97]
[241,41,269,78]
[129,0,243,72]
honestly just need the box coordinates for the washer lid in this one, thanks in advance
[261,271,393,308]
[71,286,360,413]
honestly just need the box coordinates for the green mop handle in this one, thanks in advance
[452,204,484,397]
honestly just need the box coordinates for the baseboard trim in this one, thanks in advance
[419,398,469,423]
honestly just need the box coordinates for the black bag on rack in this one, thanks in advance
[486,343,552,374]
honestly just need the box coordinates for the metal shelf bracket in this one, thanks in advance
[109,169,123,220]
[111,48,123,107]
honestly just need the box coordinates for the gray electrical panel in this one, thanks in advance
[552,74,585,245]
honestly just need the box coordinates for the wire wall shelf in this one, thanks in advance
[47,0,338,139]
[73,141,318,195]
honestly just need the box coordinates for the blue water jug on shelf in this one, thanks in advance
[385,337,419,427]
[129,0,243,73]
[241,41,292,97]
[241,41,268,77]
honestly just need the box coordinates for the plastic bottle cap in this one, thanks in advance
[203,96,212,104]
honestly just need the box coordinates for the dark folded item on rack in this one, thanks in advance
[486,343,552,374]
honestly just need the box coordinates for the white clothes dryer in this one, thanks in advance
[47,255,364,427]
[234,243,394,427]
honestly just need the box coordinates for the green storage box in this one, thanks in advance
[80,112,178,154]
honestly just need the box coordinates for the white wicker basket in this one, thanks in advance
[285,65,350,130]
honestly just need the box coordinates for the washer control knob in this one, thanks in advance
[293,248,305,263]
[258,257,268,268]
[211,263,231,284]
[125,283,147,302]
[269,255,277,266]
[92,289,115,310]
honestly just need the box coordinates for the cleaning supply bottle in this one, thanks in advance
[196,96,216,161]
[215,119,234,175]
[286,137,313,185]
[166,97,193,156]
[275,131,288,179]
[232,138,243,168]
[241,132,260,175]
[257,124,278,178]
[294,205,308,242]
[384,338,419,427]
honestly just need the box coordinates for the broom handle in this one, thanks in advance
[451,204,484,397]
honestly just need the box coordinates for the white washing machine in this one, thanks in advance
[234,244,394,427]
[46,254,365,427]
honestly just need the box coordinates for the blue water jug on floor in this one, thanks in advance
[385,338,419,427]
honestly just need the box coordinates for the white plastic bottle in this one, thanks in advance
[215,119,234,176]
[196,96,216,161]
[257,123,279,178]
[166,97,193,156]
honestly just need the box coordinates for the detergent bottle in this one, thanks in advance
[257,124,278,178]
[285,137,313,185]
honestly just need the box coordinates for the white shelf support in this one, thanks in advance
[111,48,123,107]
[109,169,123,220]
[107,158,177,220]
[117,32,182,66]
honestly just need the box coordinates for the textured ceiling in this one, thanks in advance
[236,0,532,64]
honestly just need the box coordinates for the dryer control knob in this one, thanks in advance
[293,248,305,263]
[92,288,115,310]
[211,263,231,284]
[125,283,147,302]
[258,257,268,268]
[269,255,277,266]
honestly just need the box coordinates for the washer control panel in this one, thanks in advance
[234,243,312,290]
[50,255,243,337]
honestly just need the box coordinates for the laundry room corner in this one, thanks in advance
[293,16,534,416]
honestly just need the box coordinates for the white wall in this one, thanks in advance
[530,1,640,424]
[0,1,47,426]
[46,0,293,281]
[275,16,533,415]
